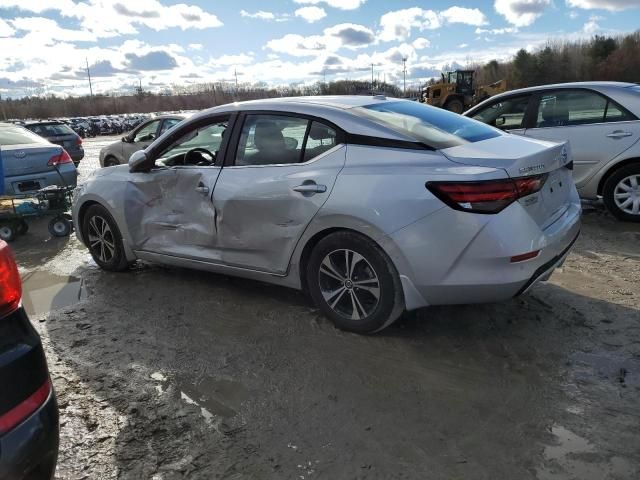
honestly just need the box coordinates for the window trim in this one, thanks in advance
[226,111,344,168]
[527,87,638,131]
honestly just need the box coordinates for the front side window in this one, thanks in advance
[470,95,531,130]
[157,117,229,167]
[159,118,182,135]
[353,100,500,150]
[134,120,160,142]
[235,115,336,166]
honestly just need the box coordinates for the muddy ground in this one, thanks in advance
[10,135,640,479]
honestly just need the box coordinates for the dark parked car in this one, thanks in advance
[0,240,59,479]
[24,121,84,166]
[0,123,77,195]
[99,115,185,167]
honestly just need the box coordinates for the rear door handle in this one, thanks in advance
[195,184,209,195]
[607,131,633,139]
[293,183,327,194]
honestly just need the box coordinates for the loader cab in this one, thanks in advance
[448,70,475,96]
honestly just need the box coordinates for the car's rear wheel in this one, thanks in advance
[0,224,16,242]
[603,164,640,222]
[104,156,120,167]
[306,231,404,334]
[82,204,130,271]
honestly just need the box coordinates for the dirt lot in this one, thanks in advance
[10,136,640,479]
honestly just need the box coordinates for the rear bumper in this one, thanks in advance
[386,191,582,310]
[4,166,78,194]
[0,390,59,480]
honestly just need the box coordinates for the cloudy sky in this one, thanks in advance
[0,0,639,98]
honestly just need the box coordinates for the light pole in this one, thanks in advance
[402,57,407,96]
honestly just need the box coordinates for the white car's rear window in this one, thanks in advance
[353,101,501,150]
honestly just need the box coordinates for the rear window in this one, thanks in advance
[26,123,75,137]
[0,124,49,145]
[352,100,501,149]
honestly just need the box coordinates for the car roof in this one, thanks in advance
[222,95,398,110]
[482,81,636,98]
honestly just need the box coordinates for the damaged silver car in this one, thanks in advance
[73,96,581,333]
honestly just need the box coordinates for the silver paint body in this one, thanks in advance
[73,96,581,311]
[465,82,640,199]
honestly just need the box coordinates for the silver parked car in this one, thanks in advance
[465,82,640,222]
[73,96,581,333]
[1,122,77,195]
[99,115,185,167]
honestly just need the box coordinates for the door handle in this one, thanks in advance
[293,183,327,194]
[607,131,633,139]
[195,185,209,195]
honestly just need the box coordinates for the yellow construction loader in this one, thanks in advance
[420,70,507,113]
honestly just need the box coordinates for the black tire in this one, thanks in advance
[602,163,640,222]
[306,231,404,334]
[16,220,29,235]
[104,156,120,167]
[48,216,71,237]
[445,98,464,114]
[82,204,130,271]
[0,223,16,242]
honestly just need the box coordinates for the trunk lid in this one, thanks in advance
[2,144,64,176]
[441,135,574,229]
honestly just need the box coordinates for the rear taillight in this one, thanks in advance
[47,149,73,166]
[76,136,82,146]
[426,174,548,214]
[0,240,21,317]
[0,379,51,435]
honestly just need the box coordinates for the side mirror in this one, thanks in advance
[129,150,149,172]
[495,117,507,127]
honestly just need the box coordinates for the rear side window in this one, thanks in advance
[26,123,75,136]
[534,89,636,128]
[0,125,48,145]
[352,101,500,150]
[470,95,531,130]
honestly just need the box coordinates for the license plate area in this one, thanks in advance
[17,180,42,192]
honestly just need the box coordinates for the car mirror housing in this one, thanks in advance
[129,150,149,172]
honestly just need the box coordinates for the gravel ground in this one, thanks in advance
[10,135,640,479]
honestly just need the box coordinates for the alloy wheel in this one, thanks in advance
[87,215,115,263]
[318,249,380,320]
[613,174,640,216]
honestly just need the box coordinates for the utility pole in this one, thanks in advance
[234,68,238,90]
[402,57,408,96]
[371,64,374,90]
[86,58,93,97]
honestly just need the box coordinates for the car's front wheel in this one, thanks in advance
[104,156,120,167]
[82,204,130,271]
[603,163,640,222]
[306,231,404,334]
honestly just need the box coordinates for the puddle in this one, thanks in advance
[20,270,87,317]
[536,425,635,480]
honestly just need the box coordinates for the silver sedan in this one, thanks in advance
[465,82,640,222]
[73,96,581,333]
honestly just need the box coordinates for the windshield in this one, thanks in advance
[0,124,49,145]
[353,101,501,150]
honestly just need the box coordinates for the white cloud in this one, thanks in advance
[240,10,275,20]
[439,7,488,26]
[10,16,96,43]
[378,7,488,42]
[0,19,16,37]
[583,15,602,34]
[567,0,640,10]
[294,0,366,10]
[0,0,223,39]
[267,23,374,56]
[295,6,327,23]
[412,37,430,49]
[475,26,519,34]
[494,0,551,27]
[208,53,254,67]
[188,43,203,50]
[458,43,469,48]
